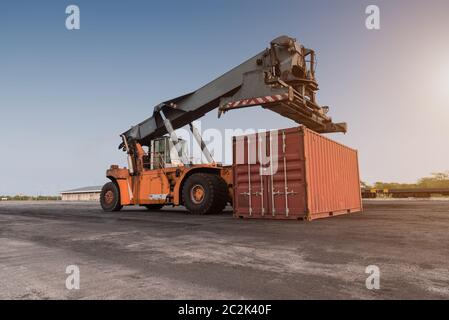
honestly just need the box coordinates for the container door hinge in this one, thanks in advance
[240,191,262,196]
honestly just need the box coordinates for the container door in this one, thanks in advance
[264,129,307,218]
[247,134,264,216]
[233,134,265,217]
[233,128,307,219]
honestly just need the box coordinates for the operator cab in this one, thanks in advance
[143,136,188,169]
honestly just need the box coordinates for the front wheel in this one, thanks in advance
[182,173,228,215]
[100,182,123,212]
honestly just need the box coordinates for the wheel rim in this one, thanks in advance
[190,184,205,204]
[104,190,114,205]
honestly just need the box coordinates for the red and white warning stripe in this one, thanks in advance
[225,93,289,108]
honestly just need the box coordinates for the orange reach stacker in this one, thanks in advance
[100,35,346,214]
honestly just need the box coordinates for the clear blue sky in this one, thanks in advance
[1,0,448,195]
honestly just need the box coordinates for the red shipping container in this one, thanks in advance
[232,126,362,220]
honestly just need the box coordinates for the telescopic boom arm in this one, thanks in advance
[120,35,346,149]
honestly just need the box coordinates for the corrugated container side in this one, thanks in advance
[303,128,362,220]
[232,126,362,220]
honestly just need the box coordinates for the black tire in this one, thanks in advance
[100,182,123,212]
[182,173,228,215]
[143,204,164,210]
[211,174,230,205]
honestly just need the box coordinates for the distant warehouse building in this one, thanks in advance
[61,186,102,201]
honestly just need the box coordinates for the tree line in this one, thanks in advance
[362,171,449,190]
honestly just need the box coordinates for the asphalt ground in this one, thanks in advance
[0,199,448,299]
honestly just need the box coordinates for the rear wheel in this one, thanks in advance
[182,173,228,215]
[100,182,123,212]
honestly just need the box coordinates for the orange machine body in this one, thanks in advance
[106,143,233,207]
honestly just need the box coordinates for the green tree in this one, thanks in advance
[417,171,449,188]
[371,171,449,190]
